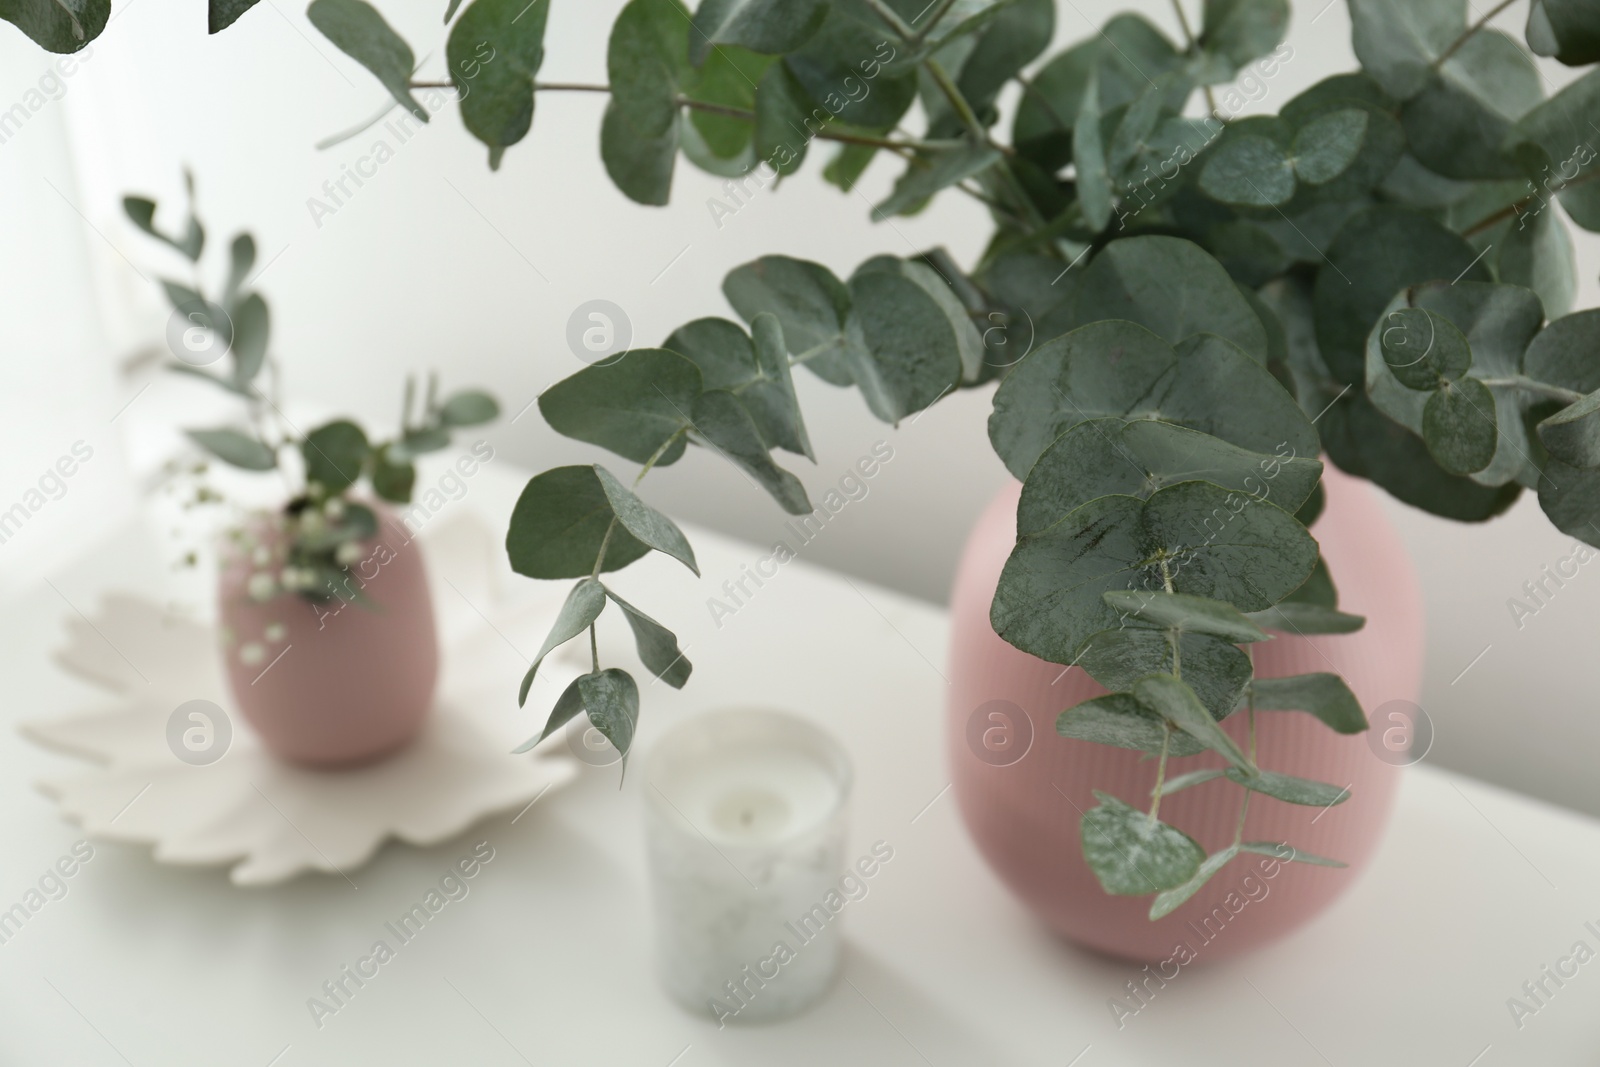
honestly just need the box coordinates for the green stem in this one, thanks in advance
[862,0,917,40]
[1432,0,1517,69]
[590,517,618,581]
[589,623,599,673]
[1477,376,1585,404]
[910,0,960,41]
[635,428,687,486]
[1149,725,1172,822]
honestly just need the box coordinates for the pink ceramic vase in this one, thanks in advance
[946,466,1423,962]
[218,505,439,767]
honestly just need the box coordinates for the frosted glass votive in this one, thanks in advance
[643,709,852,1026]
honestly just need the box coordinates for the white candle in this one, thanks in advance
[644,709,852,1025]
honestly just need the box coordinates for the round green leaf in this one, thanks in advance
[1423,376,1499,475]
[1200,133,1296,206]
[1081,791,1205,895]
[539,349,701,466]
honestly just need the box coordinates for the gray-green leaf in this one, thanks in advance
[186,428,276,471]
[1102,590,1271,643]
[518,578,606,705]
[302,419,370,494]
[689,390,812,514]
[578,667,640,762]
[1081,791,1206,895]
[539,348,700,466]
[1149,845,1240,919]
[604,587,692,688]
[1226,768,1350,807]
[308,0,428,122]
[1249,672,1367,733]
[1423,376,1498,475]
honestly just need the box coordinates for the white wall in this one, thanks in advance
[1,0,1597,815]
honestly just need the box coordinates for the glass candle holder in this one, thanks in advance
[643,709,852,1026]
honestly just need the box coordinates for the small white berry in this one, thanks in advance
[247,573,276,601]
[240,642,266,666]
[265,623,286,642]
[324,497,346,520]
[335,541,364,565]
[252,546,271,566]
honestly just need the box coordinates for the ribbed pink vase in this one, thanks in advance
[946,466,1423,962]
[218,505,439,767]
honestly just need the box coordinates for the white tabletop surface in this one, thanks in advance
[3,462,1599,1066]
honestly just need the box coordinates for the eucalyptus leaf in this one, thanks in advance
[124,197,204,262]
[1225,768,1350,807]
[517,578,606,705]
[875,140,1003,218]
[1423,376,1499,475]
[1199,0,1287,71]
[1291,109,1368,185]
[370,448,417,503]
[308,0,428,122]
[1239,841,1347,867]
[539,349,701,465]
[689,390,812,514]
[1149,845,1240,920]
[0,0,108,53]
[592,465,700,575]
[223,234,256,309]
[504,465,654,579]
[1081,791,1205,895]
[1378,306,1471,390]
[604,587,692,688]
[1507,67,1600,232]
[1402,30,1542,180]
[229,293,270,386]
[753,62,817,177]
[1200,133,1295,207]
[1538,388,1600,468]
[1347,0,1463,100]
[1526,0,1600,65]
[186,428,276,471]
[1073,68,1113,231]
[1134,674,1252,770]
[578,667,640,762]
[439,389,499,426]
[1101,590,1271,644]
[724,255,857,386]
[1248,672,1367,733]
[210,0,259,32]
[844,268,963,424]
[302,420,370,493]
[689,0,826,65]
[1058,693,1174,753]
[1076,628,1253,725]
[599,0,687,197]
[1158,768,1228,796]
[1060,237,1270,364]
[514,675,586,752]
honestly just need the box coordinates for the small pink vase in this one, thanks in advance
[218,505,439,767]
[946,466,1423,962]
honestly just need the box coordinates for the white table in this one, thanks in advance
[3,464,1598,1066]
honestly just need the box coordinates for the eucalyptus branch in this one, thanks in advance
[909,0,961,42]
[1476,376,1585,404]
[1149,726,1172,822]
[636,428,687,485]
[590,517,619,580]
[861,0,918,41]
